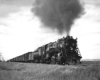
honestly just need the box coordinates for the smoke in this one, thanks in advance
[32,0,84,35]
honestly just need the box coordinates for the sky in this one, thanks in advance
[0,0,100,60]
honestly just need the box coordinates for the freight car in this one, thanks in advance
[7,36,82,65]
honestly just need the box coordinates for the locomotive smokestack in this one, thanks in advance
[32,0,84,35]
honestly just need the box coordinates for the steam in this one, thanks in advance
[32,0,84,35]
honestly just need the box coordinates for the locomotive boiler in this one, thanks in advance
[7,36,82,65]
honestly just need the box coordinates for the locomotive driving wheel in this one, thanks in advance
[51,56,56,64]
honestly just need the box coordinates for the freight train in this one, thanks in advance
[7,36,82,65]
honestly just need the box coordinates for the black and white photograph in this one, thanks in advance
[0,0,100,80]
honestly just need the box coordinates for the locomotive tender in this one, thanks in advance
[7,36,82,65]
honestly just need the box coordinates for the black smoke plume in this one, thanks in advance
[32,0,84,35]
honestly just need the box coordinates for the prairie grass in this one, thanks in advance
[0,61,100,80]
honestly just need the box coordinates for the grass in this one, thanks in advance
[0,61,100,80]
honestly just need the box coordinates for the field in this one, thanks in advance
[0,61,100,80]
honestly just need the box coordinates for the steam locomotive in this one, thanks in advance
[7,36,82,65]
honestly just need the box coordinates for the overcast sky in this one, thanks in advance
[0,0,100,60]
